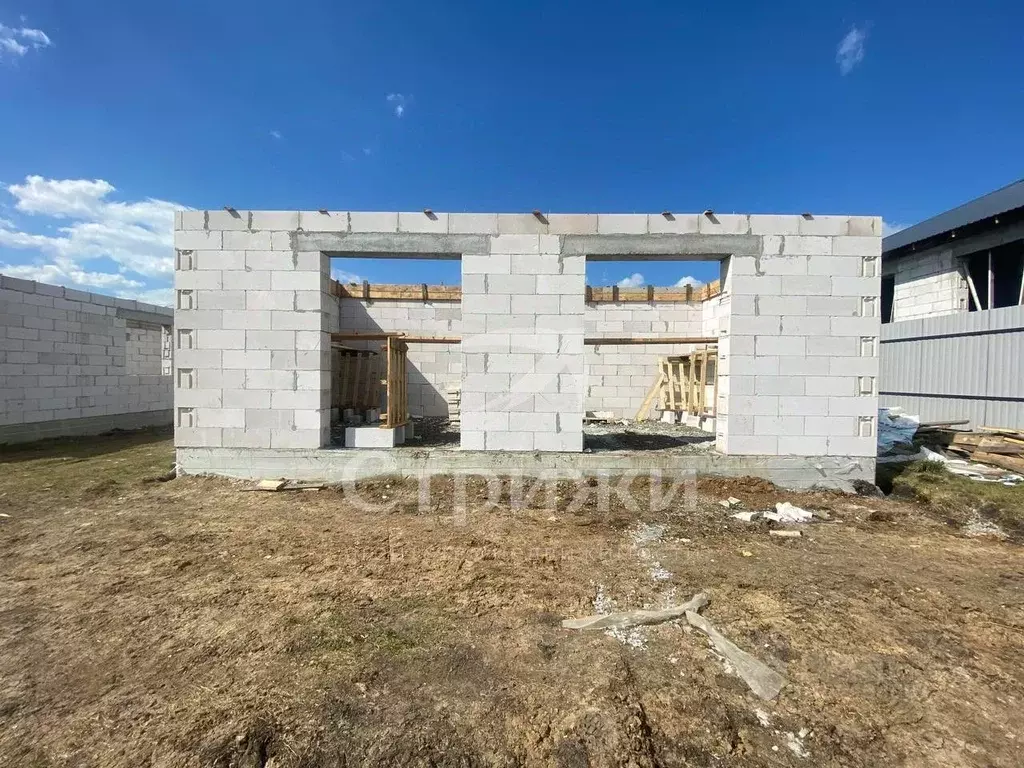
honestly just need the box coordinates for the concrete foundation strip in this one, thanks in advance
[684,610,788,701]
[561,591,709,631]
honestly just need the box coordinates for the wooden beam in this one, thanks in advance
[328,279,723,304]
[331,331,461,344]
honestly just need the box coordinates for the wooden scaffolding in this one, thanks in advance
[637,346,718,421]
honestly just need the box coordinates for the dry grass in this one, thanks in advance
[1,432,1023,767]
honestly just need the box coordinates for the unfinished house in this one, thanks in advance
[172,210,881,487]
[0,276,173,444]
[881,179,1024,428]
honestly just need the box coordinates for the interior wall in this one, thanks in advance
[335,298,461,417]
[882,245,965,321]
[583,301,707,417]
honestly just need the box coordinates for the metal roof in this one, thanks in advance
[882,177,1024,253]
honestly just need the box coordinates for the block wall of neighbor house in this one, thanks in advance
[0,276,173,444]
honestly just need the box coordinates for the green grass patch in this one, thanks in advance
[889,460,1024,537]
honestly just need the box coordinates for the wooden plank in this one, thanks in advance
[972,451,1024,475]
[351,353,364,409]
[636,373,666,422]
[699,347,709,415]
[711,352,719,417]
[337,354,350,407]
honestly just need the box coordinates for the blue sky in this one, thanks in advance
[1,0,1022,304]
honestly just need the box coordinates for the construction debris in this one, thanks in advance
[769,530,803,538]
[718,497,743,509]
[765,502,813,523]
[561,591,709,631]
[685,610,788,700]
[251,479,325,492]
[731,511,762,522]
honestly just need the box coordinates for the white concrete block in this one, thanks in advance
[754,336,805,357]
[463,253,511,275]
[224,231,273,250]
[174,230,223,250]
[250,211,299,230]
[271,272,321,291]
[778,435,829,455]
[485,275,536,294]
[536,275,582,294]
[833,236,882,257]
[754,376,804,396]
[447,213,498,234]
[597,214,647,234]
[797,216,848,236]
[398,211,448,233]
[460,430,486,450]
[511,295,559,315]
[782,236,831,256]
[545,214,598,234]
[349,211,398,232]
[826,435,876,456]
[831,316,880,336]
[828,396,877,417]
[491,234,542,254]
[831,277,881,297]
[779,275,833,296]
[698,214,750,234]
[496,214,547,235]
[299,210,348,232]
[534,432,583,452]
[223,310,272,330]
[748,215,801,235]
[487,431,535,451]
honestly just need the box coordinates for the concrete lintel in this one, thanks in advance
[297,231,486,257]
[177,447,873,490]
[564,233,762,260]
[116,307,174,326]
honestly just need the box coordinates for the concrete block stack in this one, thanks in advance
[173,210,331,450]
[716,216,882,457]
[460,233,585,451]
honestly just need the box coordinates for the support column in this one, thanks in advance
[717,220,881,457]
[460,234,585,451]
[174,211,331,452]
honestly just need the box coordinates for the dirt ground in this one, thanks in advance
[1,430,1023,767]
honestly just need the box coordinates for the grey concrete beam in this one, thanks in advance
[296,231,486,257]
[563,233,762,260]
[116,307,174,326]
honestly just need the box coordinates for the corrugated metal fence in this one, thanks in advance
[880,304,1024,429]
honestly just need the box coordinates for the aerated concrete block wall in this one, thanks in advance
[173,210,332,451]
[335,298,461,416]
[717,216,882,457]
[0,276,173,444]
[881,245,965,321]
[584,302,703,417]
[461,234,585,451]
[174,210,880,463]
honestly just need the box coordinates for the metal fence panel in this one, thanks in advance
[880,305,1024,429]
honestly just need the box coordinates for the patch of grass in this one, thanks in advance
[890,460,1024,536]
[0,428,174,510]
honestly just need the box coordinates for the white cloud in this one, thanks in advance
[331,268,364,284]
[836,26,867,75]
[387,93,408,118]
[617,272,646,288]
[0,175,183,304]
[883,220,908,237]
[0,22,52,59]
[675,275,702,288]
[269,129,282,140]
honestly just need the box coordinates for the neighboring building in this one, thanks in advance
[880,180,1024,428]
[0,277,174,444]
